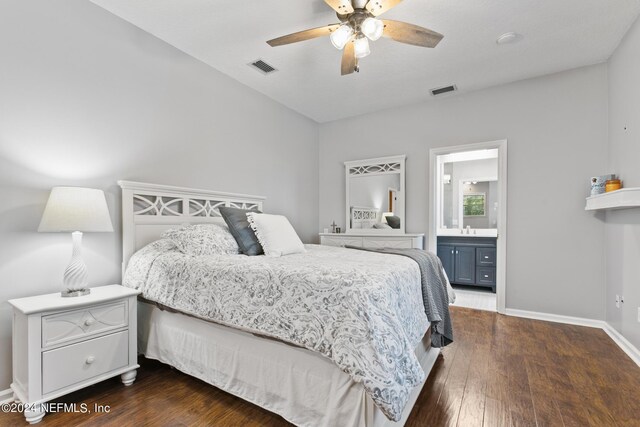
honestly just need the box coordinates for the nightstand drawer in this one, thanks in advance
[42,330,129,395]
[42,301,128,348]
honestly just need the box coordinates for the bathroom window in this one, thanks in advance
[463,193,486,216]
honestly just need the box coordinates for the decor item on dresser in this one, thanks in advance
[246,212,306,257]
[8,285,140,424]
[118,181,446,427]
[219,206,264,256]
[437,236,497,293]
[38,187,114,297]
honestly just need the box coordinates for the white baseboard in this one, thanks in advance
[505,309,640,367]
[504,308,606,329]
[602,323,640,367]
[0,388,14,404]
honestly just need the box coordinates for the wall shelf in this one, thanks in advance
[585,188,640,211]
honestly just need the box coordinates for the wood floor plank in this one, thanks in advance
[524,359,564,427]
[456,341,490,427]
[2,306,639,427]
[483,397,512,427]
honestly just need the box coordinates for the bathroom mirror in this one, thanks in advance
[344,155,405,234]
[438,150,498,232]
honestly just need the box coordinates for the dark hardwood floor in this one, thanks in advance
[2,307,639,426]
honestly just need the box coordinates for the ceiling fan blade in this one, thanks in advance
[341,39,356,75]
[382,20,443,47]
[267,24,341,47]
[324,0,354,15]
[365,0,403,16]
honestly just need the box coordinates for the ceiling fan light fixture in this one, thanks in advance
[330,24,354,50]
[354,36,371,59]
[361,17,384,41]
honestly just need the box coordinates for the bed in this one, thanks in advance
[118,181,444,427]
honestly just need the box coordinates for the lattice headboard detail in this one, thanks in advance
[350,206,380,229]
[118,181,265,273]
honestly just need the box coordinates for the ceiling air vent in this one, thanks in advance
[249,59,278,75]
[431,85,457,96]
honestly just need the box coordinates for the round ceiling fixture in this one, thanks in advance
[496,32,523,45]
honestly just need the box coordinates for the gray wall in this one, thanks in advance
[320,64,608,319]
[606,14,640,350]
[0,0,318,390]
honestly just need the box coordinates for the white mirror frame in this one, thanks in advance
[344,155,406,234]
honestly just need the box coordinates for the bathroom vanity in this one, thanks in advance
[437,235,497,293]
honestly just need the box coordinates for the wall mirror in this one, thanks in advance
[344,155,405,234]
[438,149,498,232]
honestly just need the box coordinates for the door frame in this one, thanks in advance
[428,140,508,314]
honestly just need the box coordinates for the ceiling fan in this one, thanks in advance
[266,0,443,75]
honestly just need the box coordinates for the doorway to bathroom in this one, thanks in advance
[428,140,508,313]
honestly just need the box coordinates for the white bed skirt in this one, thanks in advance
[138,301,440,427]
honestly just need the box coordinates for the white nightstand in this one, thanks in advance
[8,285,141,424]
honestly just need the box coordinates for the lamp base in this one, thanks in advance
[62,231,90,298]
[62,288,91,298]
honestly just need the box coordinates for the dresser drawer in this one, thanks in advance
[476,267,496,286]
[321,236,363,247]
[364,238,414,249]
[476,247,496,266]
[42,301,128,348]
[42,331,129,395]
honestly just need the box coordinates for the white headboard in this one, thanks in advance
[350,206,380,229]
[118,181,265,274]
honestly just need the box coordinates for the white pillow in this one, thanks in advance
[246,213,306,257]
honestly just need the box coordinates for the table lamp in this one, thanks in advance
[38,187,114,297]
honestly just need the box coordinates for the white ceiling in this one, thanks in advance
[91,0,640,123]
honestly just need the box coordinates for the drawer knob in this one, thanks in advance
[85,356,96,365]
[484,256,489,259]
[84,318,95,327]
[484,275,489,278]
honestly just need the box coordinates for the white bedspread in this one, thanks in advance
[124,241,429,420]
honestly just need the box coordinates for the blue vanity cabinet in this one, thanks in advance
[437,245,455,280]
[437,236,497,293]
[454,246,476,284]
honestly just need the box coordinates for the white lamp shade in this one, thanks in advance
[330,24,354,50]
[354,37,371,59]
[38,187,114,232]
[361,18,384,41]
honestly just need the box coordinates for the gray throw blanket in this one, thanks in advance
[346,246,454,347]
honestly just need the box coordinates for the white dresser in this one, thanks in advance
[8,285,140,424]
[319,233,425,249]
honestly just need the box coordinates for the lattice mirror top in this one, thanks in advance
[348,162,401,176]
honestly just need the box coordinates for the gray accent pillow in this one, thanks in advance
[219,207,264,256]
[386,215,401,229]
